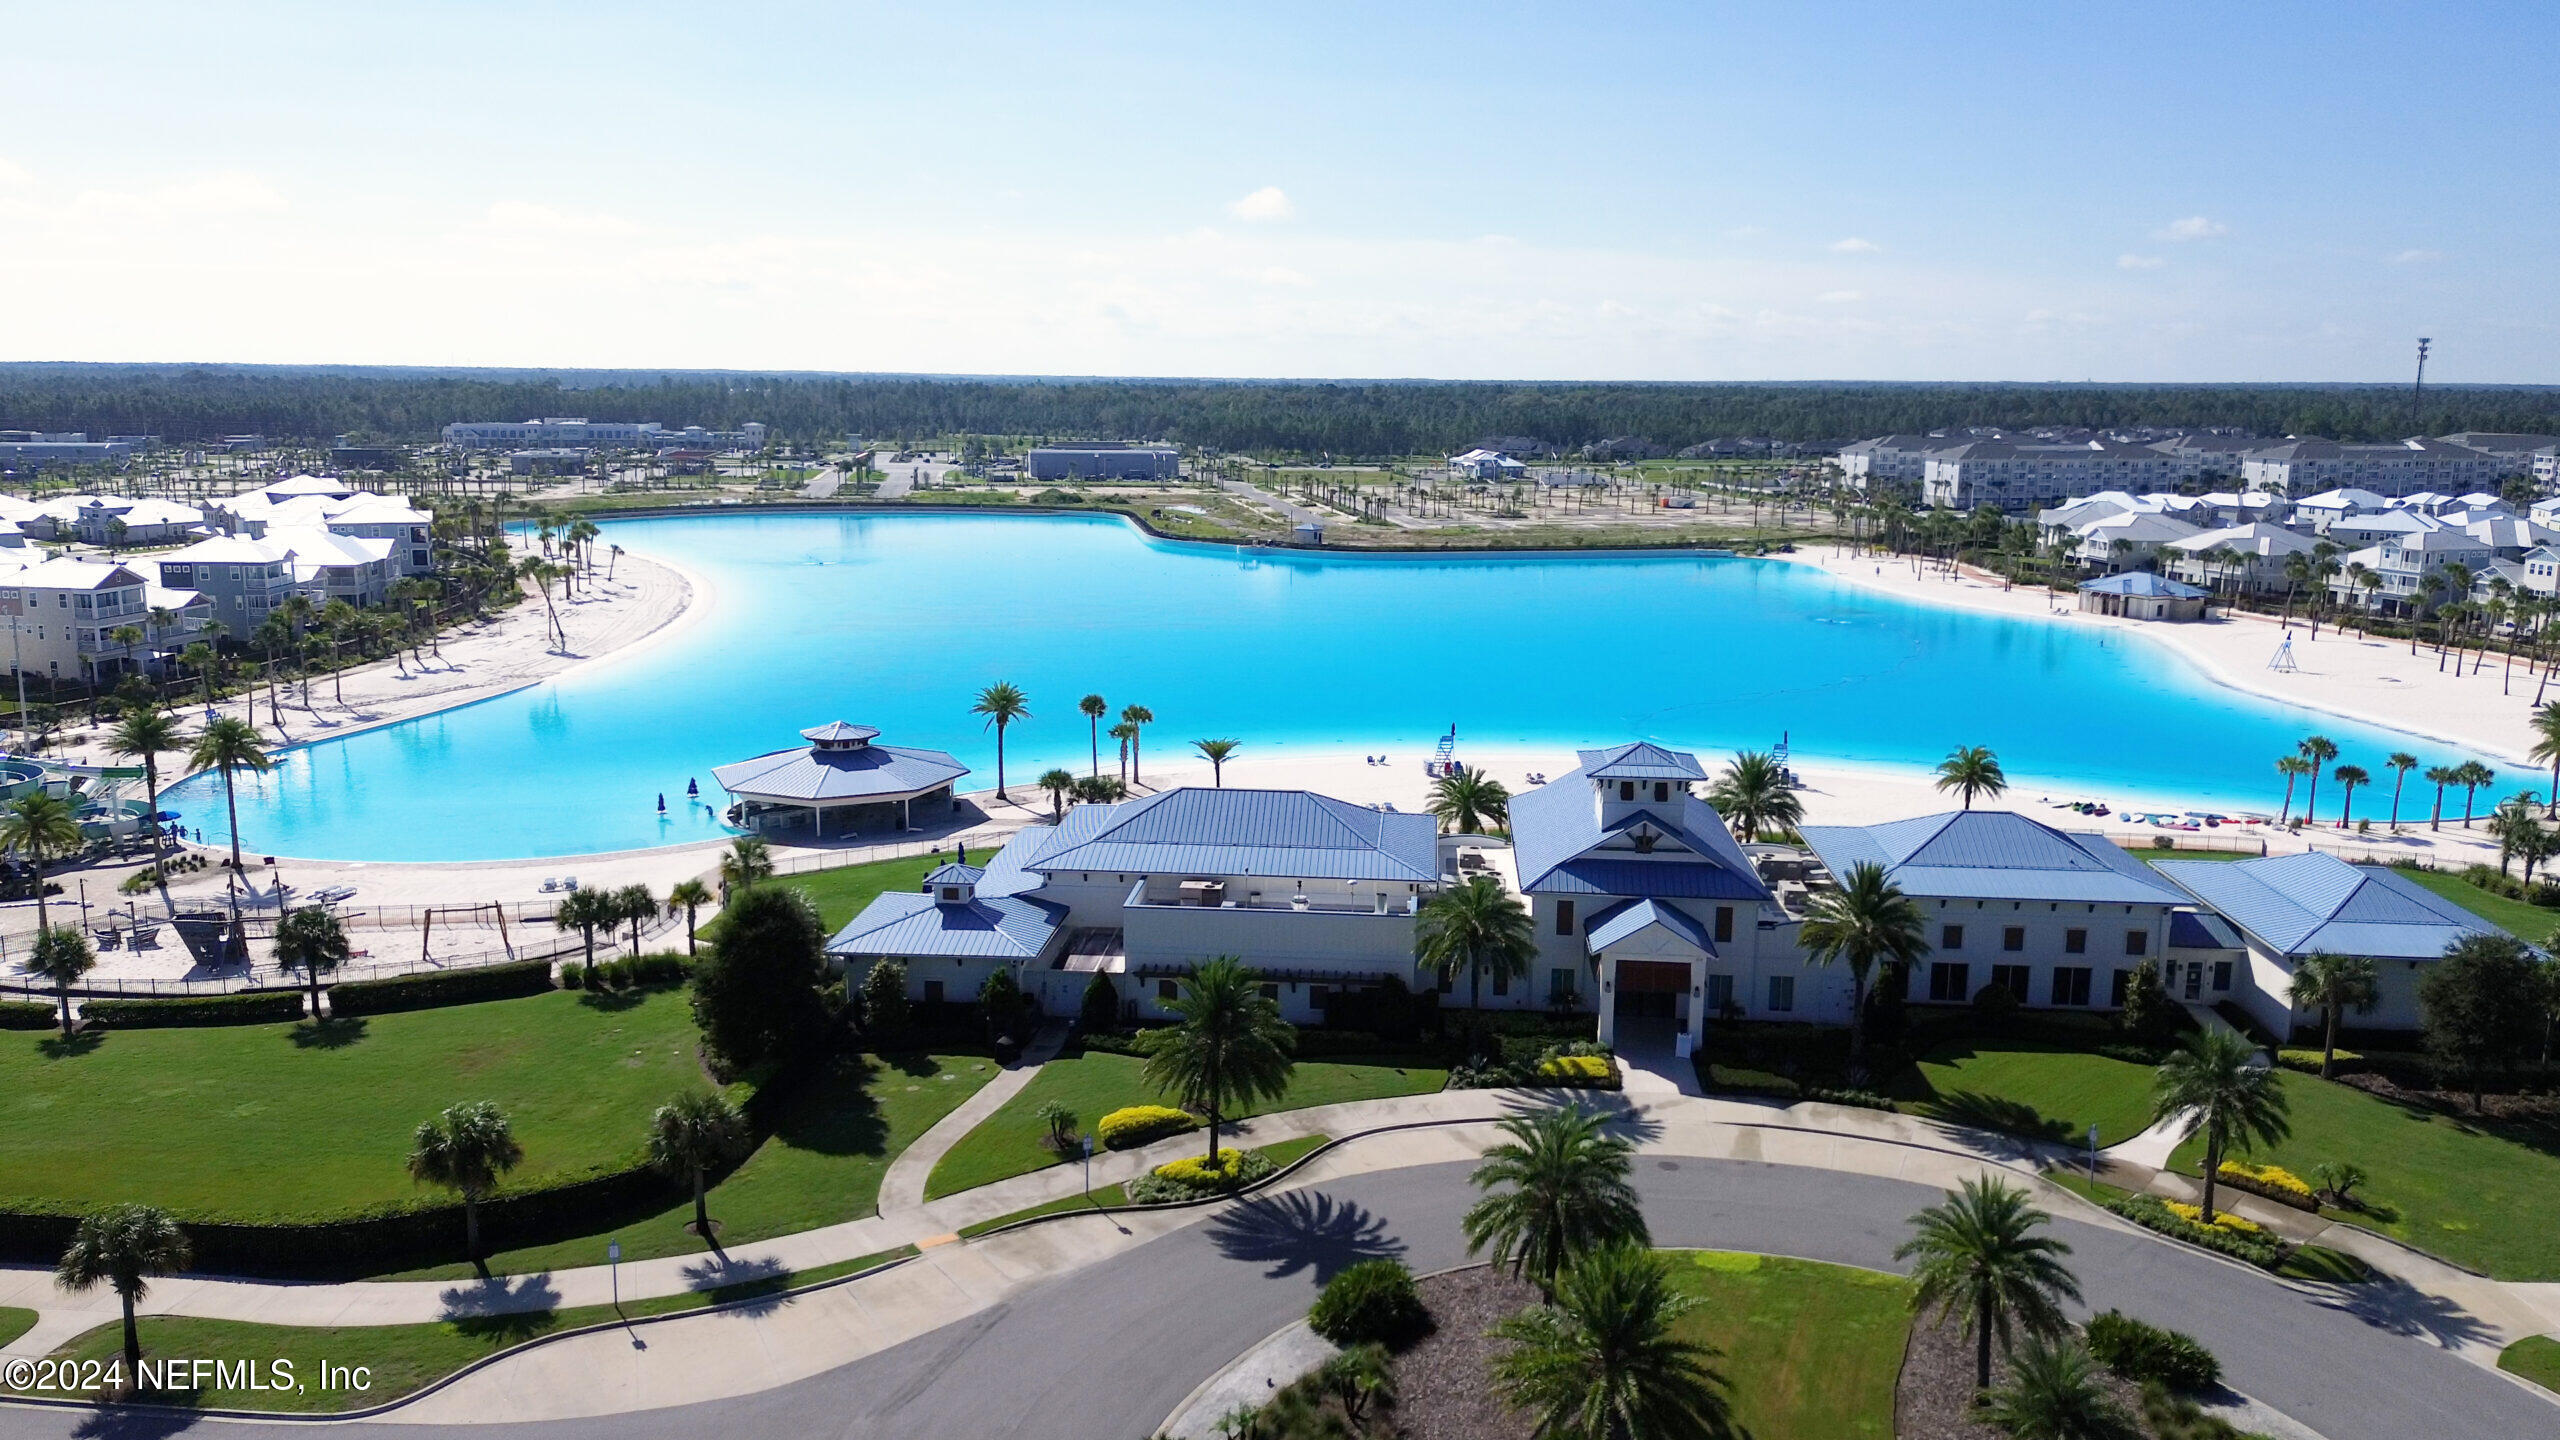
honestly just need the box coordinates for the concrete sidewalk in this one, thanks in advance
[876,1021,1067,1214]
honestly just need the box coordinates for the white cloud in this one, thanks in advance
[2393,248,2443,264]
[2156,216,2226,242]
[1227,186,1294,222]
[2117,253,2166,270]
[1816,289,1864,304]
[482,201,643,237]
[1249,266,1312,287]
[1828,237,1881,254]
[0,156,31,187]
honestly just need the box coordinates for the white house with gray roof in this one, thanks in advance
[1799,811,2191,1014]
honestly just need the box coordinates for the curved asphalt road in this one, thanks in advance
[1,1159,2551,1440]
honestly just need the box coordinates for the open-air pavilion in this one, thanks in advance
[711,722,970,839]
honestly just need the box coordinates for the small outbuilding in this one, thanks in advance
[2077,570,2210,621]
[711,722,970,839]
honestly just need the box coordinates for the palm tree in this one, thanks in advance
[518,557,566,649]
[1895,1176,2081,1391]
[319,598,362,705]
[2332,764,2370,827]
[1192,737,1240,786]
[2456,760,2496,827]
[666,878,713,956]
[1139,955,1295,1165]
[1108,720,1137,784]
[408,1101,525,1261]
[719,836,774,893]
[1706,750,1802,842]
[1072,773,1127,804]
[187,716,272,872]
[2287,951,2377,1079]
[971,681,1031,800]
[1490,1242,1738,1440]
[109,706,184,906]
[1078,693,1107,777]
[178,640,218,711]
[21,925,95,1034]
[2425,763,2458,831]
[2151,1028,2290,1224]
[2275,755,2312,824]
[1427,763,1512,834]
[1119,702,1154,785]
[1934,745,2008,810]
[614,883,658,954]
[2296,736,2339,822]
[1799,860,1929,1079]
[647,1089,751,1238]
[554,885,613,965]
[1462,1106,1648,1298]
[1974,1338,2134,1440]
[0,790,86,931]
[55,1203,192,1380]
[1036,767,1076,821]
[2384,752,2420,831]
[272,905,351,1019]
[1414,875,1536,1052]
[2533,704,2560,818]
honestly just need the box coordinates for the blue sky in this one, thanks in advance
[6,1,2554,381]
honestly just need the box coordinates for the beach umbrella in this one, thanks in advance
[687,778,699,797]
[957,842,969,865]
[657,793,667,813]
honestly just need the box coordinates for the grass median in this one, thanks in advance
[1666,1250,1910,1440]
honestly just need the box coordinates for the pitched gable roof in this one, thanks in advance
[1028,787,1437,883]
[824,889,1066,961]
[1799,811,2188,904]
[2153,852,2501,960]
[1585,897,1718,955]
[1511,768,1771,902]
[1576,742,1707,782]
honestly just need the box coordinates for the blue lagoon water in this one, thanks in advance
[169,511,2460,861]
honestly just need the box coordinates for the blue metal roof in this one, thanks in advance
[1575,742,1708,782]
[825,890,1066,961]
[1585,897,1718,955]
[1799,811,2190,905]
[2168,910,2243,950]
[923,862,985,888]
[712,739,968,803]
[1028,787,1438,882]
[1512,766,1770,902]
[2154,852,2500,959]
[2079,571,2208,598]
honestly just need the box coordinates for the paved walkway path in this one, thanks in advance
[877,1022,1067,1214]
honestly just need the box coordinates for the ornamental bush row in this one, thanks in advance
[1128,1147,1278,1203]
[2084,1309,2222,1391]
[0,1000,57,1030]
[561,953,692,992]
[2103,1193,2283,1270]
[82,990,308,1028]
[327,960,554,1017]
[1097,1105,1198,1151]
[2214,1160,2318,1211]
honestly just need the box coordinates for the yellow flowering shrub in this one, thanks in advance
[1535,1054,1614,1082]
[1155,1151,1251,1186]
[1097,1105,1198,1151]
[2165,1200,2264,1236]
[2217,1160,2314,1200]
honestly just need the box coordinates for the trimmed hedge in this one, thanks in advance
[565,952,692,992]
[0,1000,56,1030]
[2214,1160,2318,1212]
[1307,1258,1428,1348]
[2103,1193,2283,1270]
[328,960,554,1016]
[2085,1309,2221,1391]
[1097,1104,1198,1151]
[82,990,308,1029]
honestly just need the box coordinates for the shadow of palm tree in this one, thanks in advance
[758,1052,891,1159]
[286,1017,367,1050]
[2311,1274,2496,1350]
[1916,1088,2075,1145]
[38,1029,105,1060]
[71,1405,206,1437]
[1496,1091,1666,1145]
[437,1269,563,1321]
[1205,1189,1404,1282]
[576,988,643,1013]
[679,1253,794,1317]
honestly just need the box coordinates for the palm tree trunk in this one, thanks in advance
[464,1195,482,1258]
[30,853,47,932]
[2200,1135,2221,1224]
[1088,718,1099,778]
[1206,1050,1222,1164]
[122,1292,142,1379]
[222,767,244,871]
[1848,970,1870,1076]
[2322,1003,2338,1078]
[693,1167,710,1235]
[55,978,71,1035]
[995,720,1008,800]
[684,908,697,956]
[1975,1292,1993,1390]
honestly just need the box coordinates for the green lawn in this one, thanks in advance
[9,1247,914,1413]
[0,1306,33,1349]
[387,1051,997,1279]
[1665,1251,1911,1440]
[2499,1335,2560,1396]
[2124,847,2251,864]
[2171,1069,2560,1280]
[2393,866,2551,941]
[0,988,709,1222]
[1886,1038,2159,1148]
[922,1047,1444,1200]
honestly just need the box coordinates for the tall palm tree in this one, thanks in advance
[1490,1242,1738,1440]
[1934,745,2008,810]
[1108,720,1137,784]
[613,883,658,953]
[647,1089,751,1239]
[272,904,351,1020]
[1895,1176,2081,1391]
[2275,755,2312,824]
[554,885,613,965]
[2296,735,2339,822]
[2425,763,2459,831]
[1139,955,1295,1164]
[109,706,183,906]
[971,681,1031,800]
[21,925,95,1035]
[1798,860,1929,1079]
[1706,750,1801,842]
[319,598,362,704]
[1427,763,1512,834]
[178,640,218,712]
[2384,752,2420,830]
[1414,875,1536,1050]
[1462,1106,1648,1298]
[187,716,272,872]
[719,836,774,893]
[55,1203,192,1380]
[408,1101,525,1261]
[666,878,713,956]
[2332,764,2370,827]
[1192,737,1240,786]
[2533,703,2560,818]
[1974,1338,2134,1440]
[0,790,86,932]
[1078,693,1107,777]
[1037,767,1076,821]
[2287,951,2377,1079]
[2151,1028,2290,1224]
[516,558,565,650]
[2456,760,2496,827]
[1119,702,1154,785]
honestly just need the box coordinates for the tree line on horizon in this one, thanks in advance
[6,363,2559,455]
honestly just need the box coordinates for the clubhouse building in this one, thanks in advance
[712,722,969,839]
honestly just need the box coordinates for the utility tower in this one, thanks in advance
[2412,337,2432,429]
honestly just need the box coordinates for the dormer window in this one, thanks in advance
[939,886,963,902]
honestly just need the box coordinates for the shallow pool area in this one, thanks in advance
[168,510,2461,861]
